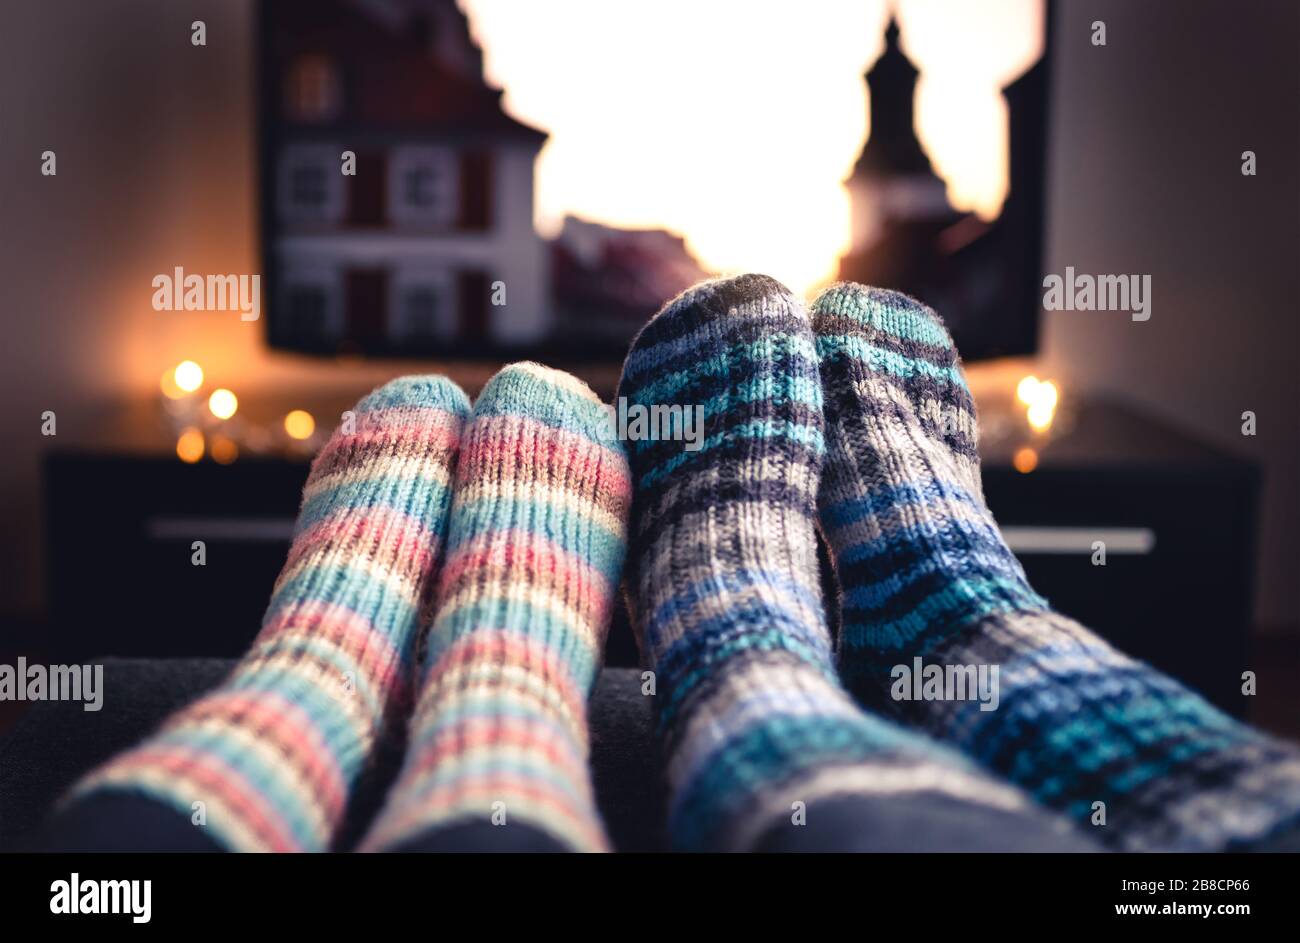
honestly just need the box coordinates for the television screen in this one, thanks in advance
[258,0,1051,362]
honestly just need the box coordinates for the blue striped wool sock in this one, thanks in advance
[617,274,1086,852]
[812,281,1300,851]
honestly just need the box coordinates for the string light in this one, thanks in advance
[284,409,316,440]
[176,427,204,463]
[208,388,239,420]
[1013,446,1038,474]
[1017,375,1059,433]
[174,361,204,394]
[1016,375,1041,405]
[160,371,182,399]
[210,435,239,464]
[160,363,321,460]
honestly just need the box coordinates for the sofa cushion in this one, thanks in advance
[0,659,665,852]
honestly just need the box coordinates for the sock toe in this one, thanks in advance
[813,281,979,464]
[617,273,824,531]
[663,273,803,325]
[669,272,802,320]
[356,374,471,417]
[620,274,810,386]
[811,282,956,358]
[474,361,613,444]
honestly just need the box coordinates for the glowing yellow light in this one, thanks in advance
[174,360,204,394]
[210,435,238,465]
[1013,446,1038,474]
[160,370,182,399]
[1016,375,1041,406]
[176,428,204,463]
[284,409,316,440]
[1019,376,1059,432]
[208,388,238,420]
[1027,399,1055,432]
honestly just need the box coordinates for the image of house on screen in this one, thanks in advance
[262,0,551,353]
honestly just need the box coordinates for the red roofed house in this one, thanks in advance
[263,0,550,352]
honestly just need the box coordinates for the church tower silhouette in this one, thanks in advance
[839,16,959,289]
[852,18,936,179]
[836,7,1052,359]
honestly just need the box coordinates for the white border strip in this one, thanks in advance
[1001,526,1156,555]
[147,517,297,541]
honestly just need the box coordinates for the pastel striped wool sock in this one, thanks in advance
[618,274,1082,853]
[361,363,630,853]
[813,281,1300,851]
[63,376,470,852]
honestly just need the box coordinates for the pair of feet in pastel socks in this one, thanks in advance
[616,274,1300,852]
[60,363,629,852]
[56,275,1300,852]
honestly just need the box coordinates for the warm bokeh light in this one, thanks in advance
[210,435,239,464]
[176,427,204,463]
[1016,374,1041,405]
[284,409,316,440]
[208,388,238,420]
[1013,446,1038,474]
[1021,377,1058,432]
[173,360,204,394]
[159,369,183,399]
[464,0,1044,295]
[1026,399,1054,432]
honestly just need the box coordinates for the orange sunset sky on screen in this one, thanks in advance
[461,0,1045,295]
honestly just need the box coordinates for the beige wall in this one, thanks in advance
[1038,0,1298,630]
[1,0,1295,629]
[0,0,491,615]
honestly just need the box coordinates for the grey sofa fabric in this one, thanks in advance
[0,659,665,852]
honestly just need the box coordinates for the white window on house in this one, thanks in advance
[285,54,342,123]
[387,147,458,226]
[278,145,345,224]
[388,268,457,343]
[279,264,344,341]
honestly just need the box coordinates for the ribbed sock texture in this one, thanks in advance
[361,363,630,853]
[813,281,1300,851]
[618,274,1064,852]
[63,376,470,851]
